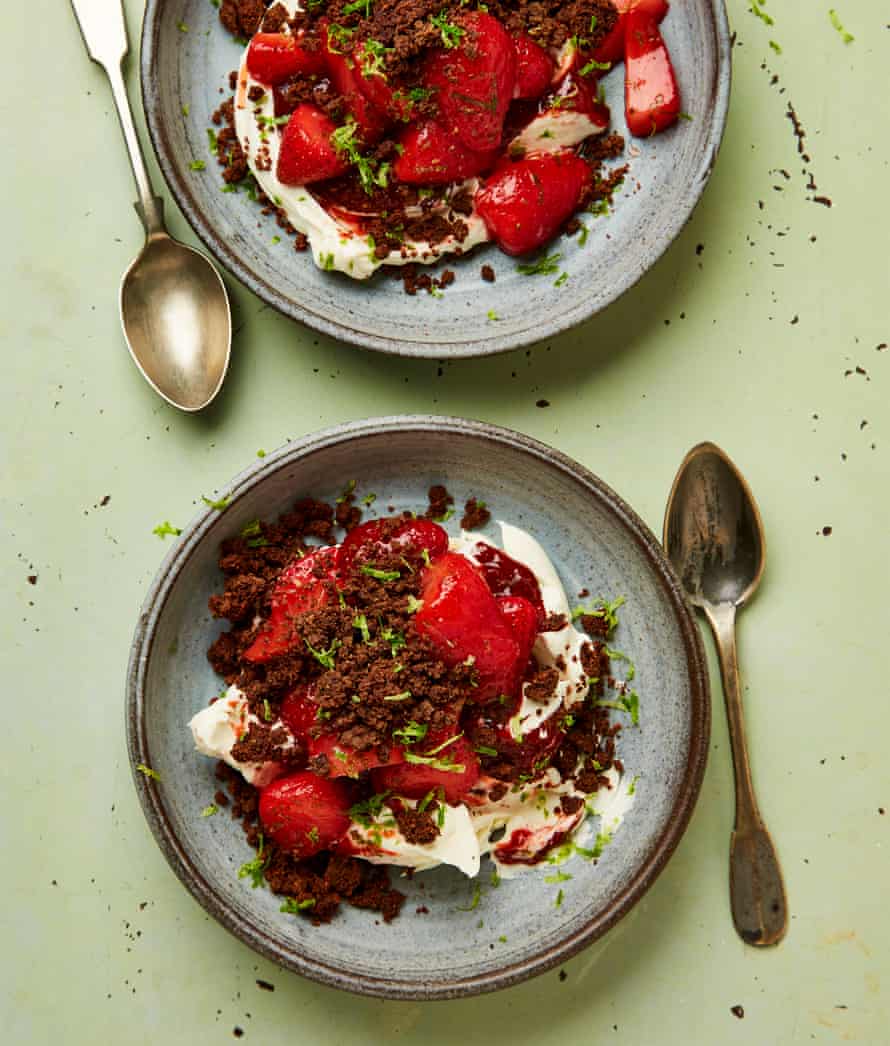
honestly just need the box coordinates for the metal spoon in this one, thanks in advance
[664,442,788,947]
[70,0,231,412]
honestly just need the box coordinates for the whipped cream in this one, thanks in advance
[189,685,295,788]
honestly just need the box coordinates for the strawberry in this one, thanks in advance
[337,517,449,573]
[352,41,416,122]
[243,545,340,662]
[513,33,555,100]
[475,150,591,256]
[322,24,389,142]
[544,72,610,129]
[624,11,681,137]
[309,734,404,778]
[393,120,498,185]
[496,595,539,675]
[258,771,352,857]
[371,734,480,804]
[591,0,670,66]
[422,12,517,152]
[276,104,349,186]
[246,32,327,85]
[279,684,321,739]
[413,552,521,703]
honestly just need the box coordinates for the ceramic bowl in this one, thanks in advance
[140,3,731,358]
[126,416,709,998]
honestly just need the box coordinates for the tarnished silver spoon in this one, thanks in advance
[70,0,231,412]
[664,442,788,947]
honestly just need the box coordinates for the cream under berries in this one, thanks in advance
[190,487,639,922]
[216,0,682,278]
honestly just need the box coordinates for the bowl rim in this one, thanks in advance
[126,415,710,998]
[138,3,732,359]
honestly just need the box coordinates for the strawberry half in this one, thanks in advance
[413,552,521,703]
[246,32,327,85]
[243,545,340,662]
[371,734,480,804]
[475,150,591,256]
[393,120,498,185]
[590,0,670,66]
[496,595,539,674]
[322,24,389,142]
[513,33,555,100]
[624,11,681,137]
[276,104,349,186]
[467,542,546,626]
[259,771,352,858]
[422,12,517,152]
[337,517,449,573]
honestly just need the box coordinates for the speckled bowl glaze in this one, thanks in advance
[126,417,709,998]
[140,3,731,357]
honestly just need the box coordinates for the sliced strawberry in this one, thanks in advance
[371,734,480,804]
[246,32,327,85]
[258,771,352,857]
[337,517,449,573]
[309,734,404,778]
[422,12,517,152]
[279,684,321,739]
[243,546,340,662]
[393,120,498,185]
[591,0,669,65]
[322,24,389,142]
[624,11,681,137]
[475,150,591,256]
[513,33,555,99]
[276,104,349,186]
[496,595,539,674]
[352,42,416,122]
[414,552,521,703]
[545,72,610,127]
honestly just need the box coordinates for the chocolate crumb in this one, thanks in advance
[481,264,496,283]
[27,575,37,586]
[730,1005,745,1020]
[821,526,833,536]
[536,399,551,408]
[461,497,491,531]
[256,980,275,992]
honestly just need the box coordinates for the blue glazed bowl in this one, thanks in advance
[126,416,709,998]
[140,2,731,357]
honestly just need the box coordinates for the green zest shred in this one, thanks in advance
[430,10,465,48]
[305,637,342,670]
[360,565,402,582]
[152,521,182,539]
[517,252,562,276]
[238,835,268,888]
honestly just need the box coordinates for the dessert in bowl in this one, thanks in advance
[127,417,709,997]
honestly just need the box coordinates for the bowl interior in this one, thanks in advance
[141,2,730,356]
[129,419,708,998]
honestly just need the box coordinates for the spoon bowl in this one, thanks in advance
[121,233,231,412]
[664,442,765,608]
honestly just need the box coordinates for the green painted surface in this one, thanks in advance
[2,0,888,1042]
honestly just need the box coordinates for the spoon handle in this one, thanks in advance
[69,0,165,236]
[707,601,788,947]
